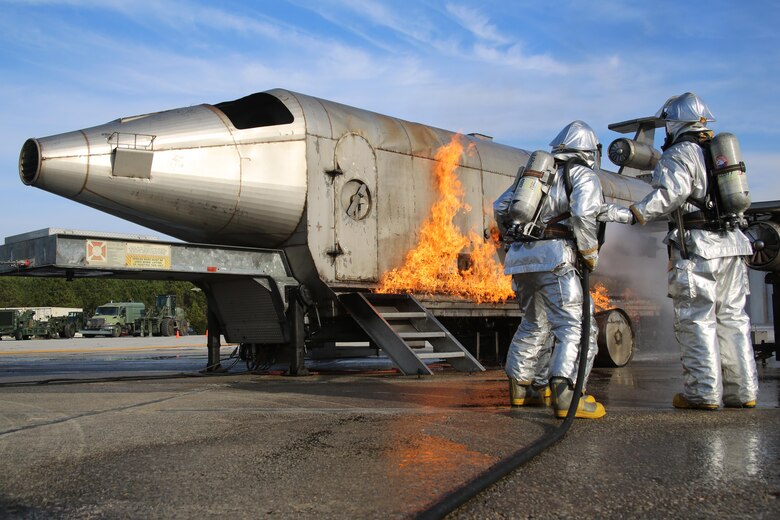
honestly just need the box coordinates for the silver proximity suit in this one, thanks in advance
[630,131,758,407]
[495,152,602,388]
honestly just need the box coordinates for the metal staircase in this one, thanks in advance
[338,292,485,375]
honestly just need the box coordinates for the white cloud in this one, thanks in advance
[445,3,509,45]
[743,151,780,203]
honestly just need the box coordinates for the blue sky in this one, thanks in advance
[1,0,778,240]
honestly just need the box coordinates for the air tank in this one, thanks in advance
[710,132,751,218]
[508,150,556,226]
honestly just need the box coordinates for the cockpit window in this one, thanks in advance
[213,92,294,129]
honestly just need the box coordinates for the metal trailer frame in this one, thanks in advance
[0,228,300,370]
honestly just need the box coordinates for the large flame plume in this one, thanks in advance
[376,135,513,303]
[375,134,613,310]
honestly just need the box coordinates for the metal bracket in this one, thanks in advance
[326,243,344,259]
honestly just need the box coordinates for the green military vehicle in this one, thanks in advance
[0,309,53,340]
[48,311,85,339]
[81,302,145,337]
[135,294,188,337]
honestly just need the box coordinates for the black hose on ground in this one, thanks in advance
[415,266,592,520]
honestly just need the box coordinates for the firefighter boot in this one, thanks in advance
[509,379,545,407]
[550,378,606,419]
[723,395,757,408]
[538,385,552,406]
[672,393,718,410]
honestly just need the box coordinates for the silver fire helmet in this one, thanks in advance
[549,120,600,152]
[549,120,601,169]
[656,92,715,123]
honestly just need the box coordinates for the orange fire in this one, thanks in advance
[376,135,514,303]
[591,283,612,312]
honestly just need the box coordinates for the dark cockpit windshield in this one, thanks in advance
[213,92,294,129]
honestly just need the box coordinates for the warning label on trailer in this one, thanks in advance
[85,240,171,270]
[125,243,171,269]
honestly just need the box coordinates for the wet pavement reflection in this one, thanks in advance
[0,345,777,518]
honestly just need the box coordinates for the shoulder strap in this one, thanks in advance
[552,158,607,248]
[672,132,722,219]
[562,157,586,199]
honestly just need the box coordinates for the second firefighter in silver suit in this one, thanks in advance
[629,92,759,409]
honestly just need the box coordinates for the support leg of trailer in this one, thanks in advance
[286,287,309,376]
[771,273,780,361]
[206,307,222,372]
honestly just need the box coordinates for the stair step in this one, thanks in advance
[417,351,466,359]
[397,331,447,340]
[338,292,484,375]
[380,311,427,320]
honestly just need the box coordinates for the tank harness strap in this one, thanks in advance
[668,211,721,232]
[674,132,722,224]
[562,157,607,250]
[540,223,574,240]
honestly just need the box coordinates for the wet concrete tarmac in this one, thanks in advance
[0,339,777,519]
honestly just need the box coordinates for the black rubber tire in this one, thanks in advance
[161,318,175,337]
[64,322,76,339]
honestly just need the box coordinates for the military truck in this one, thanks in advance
[134,294,188,337]
[0,309,53,340]
[81,302,145,337]
[48,311,85,339]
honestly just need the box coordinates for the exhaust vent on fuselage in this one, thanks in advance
[19,138,41,186]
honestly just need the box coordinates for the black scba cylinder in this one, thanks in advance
[608,138,661,171]
[594,308,635,368]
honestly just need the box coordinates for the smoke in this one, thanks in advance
[594,222,679,361]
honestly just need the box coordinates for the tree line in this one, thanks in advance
[0,278,208,333]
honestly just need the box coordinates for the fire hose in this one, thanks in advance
[416,263,593,519]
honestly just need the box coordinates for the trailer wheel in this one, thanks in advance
[161,318,175,337]
[594,308,635,368]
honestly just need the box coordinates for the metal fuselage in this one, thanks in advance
[19,89,651,298]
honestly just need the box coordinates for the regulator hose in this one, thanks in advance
[416,265,592,520]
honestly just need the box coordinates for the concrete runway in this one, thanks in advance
[0,337,777,519]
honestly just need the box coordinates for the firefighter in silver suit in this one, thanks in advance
[629,92,759,409]
[494,121,630,419]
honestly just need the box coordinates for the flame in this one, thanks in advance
[375,133,615,309]
[591,283,612,312]
[376,135,514,303]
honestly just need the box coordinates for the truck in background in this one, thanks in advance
[48,311,85,339]
[135,294,188,337]
[0,309,53,340]
[81,302,145,337]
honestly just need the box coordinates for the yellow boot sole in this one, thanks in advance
[672,393,718,410]
[553,398,606,419]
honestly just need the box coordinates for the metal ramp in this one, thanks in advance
[338,292,485,375]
